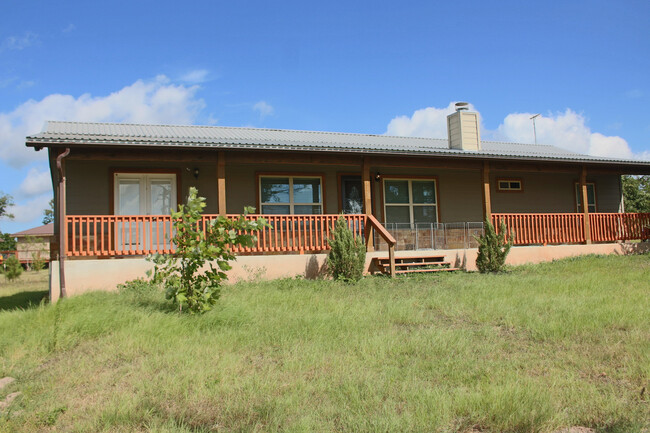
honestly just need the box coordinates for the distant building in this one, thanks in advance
[11,223,54,265]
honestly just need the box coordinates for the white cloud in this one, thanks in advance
[62,24,76,33]
[385,102,478,138]
[0,74,205,168]
[253,101,274,118]
[7,194,51,224]
[1,32,38,51]
[180,69,209,84]
[386,103,647,160]
[496,109,640,159]
[18,167,51,198]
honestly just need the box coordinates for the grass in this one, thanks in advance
[0,270,48,312]
[0,255,648,432]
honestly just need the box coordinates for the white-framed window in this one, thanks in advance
[114,173,177,215]
[575,182,596,213]
[497,179,522,192]
[259,175,323,214]
[383,178,438,224]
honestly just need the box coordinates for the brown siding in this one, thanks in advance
[66,160,219,214]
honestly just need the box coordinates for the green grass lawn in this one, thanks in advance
[0,255,648,433]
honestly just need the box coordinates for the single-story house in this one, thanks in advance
[25,104,650,300]
[11,223,54,265]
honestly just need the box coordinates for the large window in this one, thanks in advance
[575,182,596,213]
[383,178,438,224]
[114,172,177,215]
[259,176,323,214]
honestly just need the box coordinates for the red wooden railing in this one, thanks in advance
[492,212,650,245]
[492,213,585,245]
[590,213,650,242]
[65,214,368,257]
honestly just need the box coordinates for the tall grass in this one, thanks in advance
[0,255,648,432]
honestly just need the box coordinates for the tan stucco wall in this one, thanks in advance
[48,242,648,302]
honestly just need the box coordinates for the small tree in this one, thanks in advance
[3,255,22,281]
[475,218,513,273]
[149,187,268,313]
[326,216,366,282]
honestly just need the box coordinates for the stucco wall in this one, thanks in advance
[49,242,649,302]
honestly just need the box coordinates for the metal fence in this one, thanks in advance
[373,222,484,251]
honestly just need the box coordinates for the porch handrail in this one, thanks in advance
[492,212,650,245]
[365,214,396,277]
[492,213,585,245]
[65,214,369,258]
[589,212,650,242]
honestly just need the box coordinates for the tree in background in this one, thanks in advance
[621,175,650,213]
[0,192,13,220]
[0,192,16,253]
[43,199,55,225]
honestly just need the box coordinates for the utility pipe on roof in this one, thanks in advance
[56,148,70,299]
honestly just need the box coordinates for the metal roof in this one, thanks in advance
[25,120,649,166]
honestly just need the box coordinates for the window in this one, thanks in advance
[383,178,437,224]
[575,182,596,213]
[114,173,177,215]
[497,178,522,192]
[259,176,323,214]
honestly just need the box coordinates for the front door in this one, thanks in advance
[114,173,177,251]
[340,175,363,214]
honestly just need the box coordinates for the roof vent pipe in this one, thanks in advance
[455,102,469,112]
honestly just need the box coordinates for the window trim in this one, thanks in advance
[256,172,326,214]
[496,178,523,193]
[109,168,181,215]
[574,181,597,213]
[380,175,440,225]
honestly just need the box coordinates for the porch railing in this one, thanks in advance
[65,214,369,257]
[492,212,650,245]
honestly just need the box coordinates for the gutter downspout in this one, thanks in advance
[56,148,70,299]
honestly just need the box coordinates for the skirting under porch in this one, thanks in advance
[48,242,650,302]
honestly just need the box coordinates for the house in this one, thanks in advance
[25,104,650,300]
[11,223,54,266]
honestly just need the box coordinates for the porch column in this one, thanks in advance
[217,151,227,215]
[481,161,492,221]
[580,166,591,244]
[362,157,374,251]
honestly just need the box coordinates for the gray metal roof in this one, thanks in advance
[25,120,649,166]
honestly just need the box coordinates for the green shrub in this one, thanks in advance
[475,218,513,273]
[30,251,46,272]
[326,216,366,282]
[3,255,23,281]
[149,187,268,314]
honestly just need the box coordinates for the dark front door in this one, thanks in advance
[340,175,363,214]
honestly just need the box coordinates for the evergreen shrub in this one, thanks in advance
[326,216,366,282]
[475,218,514,273]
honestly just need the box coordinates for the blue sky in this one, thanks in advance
[1,0,649,233]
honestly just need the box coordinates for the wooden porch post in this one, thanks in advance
[481,161,492,221]
[217,151,227,215]
[581,166,591,244]
[362,157,374,251]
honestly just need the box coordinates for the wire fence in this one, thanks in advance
[373,222,484,251]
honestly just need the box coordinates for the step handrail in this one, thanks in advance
[365,214,396,277]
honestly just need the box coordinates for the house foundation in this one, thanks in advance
[48,242,649,302]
